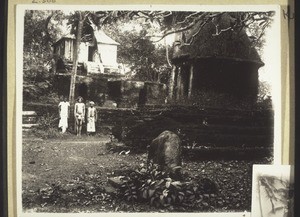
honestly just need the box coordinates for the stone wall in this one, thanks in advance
[23,103,274,155]
[107,106,274,151]
[54,73,124,104]
[142,82,168,105]
[107,80,144,108]
[107,80,167,108]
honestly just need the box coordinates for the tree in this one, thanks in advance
[23,10,77,103]
[67,11,89,105]
[134,11,275,51]
[66,11,130,104]
[99,11,275,94]
[23,10,65,102]
[23,10,275,102]
[102,20,171,83]
[257,81,272,109]
[63,10,275,103]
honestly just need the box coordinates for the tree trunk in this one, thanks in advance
[69,13,84,105]
[165,37,172,67]
[188,64,194,99]
[168,65,176,99]
[176,66,182,100]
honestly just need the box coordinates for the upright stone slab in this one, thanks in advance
[148,130,182,174]
[142,82,167,105]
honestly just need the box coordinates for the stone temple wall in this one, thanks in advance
[23,103,274,157]
[107,80,168,108]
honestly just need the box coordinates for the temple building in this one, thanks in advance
[52,29,167,107]
[169,13,264,103]
[52,29,124,102]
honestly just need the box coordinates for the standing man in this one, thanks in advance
[74,96,85,136]
[87,101,97,136]
[58,96,70,133]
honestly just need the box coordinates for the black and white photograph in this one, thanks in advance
[251,165,294,217]
[16,4,281,216]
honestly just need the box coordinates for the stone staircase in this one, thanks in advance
[23,111,38,131]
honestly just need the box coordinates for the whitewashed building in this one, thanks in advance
[53,29,120,74]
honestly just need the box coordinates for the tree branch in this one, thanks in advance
[181,21,208,46]
[176,12,203,25]
[152,14,209,43]
[44,12,55,45]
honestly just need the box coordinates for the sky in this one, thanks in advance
[257,12,280,101]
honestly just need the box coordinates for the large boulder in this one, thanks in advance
[148,130,182,174]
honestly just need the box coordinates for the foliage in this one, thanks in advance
[64,10,275,85]
[23,10,67,102]
[24,10,67,48]
[257,81,272,109]
[32,113,62,139]
[130,11,275,52]
[22,133,273,212]
[258,81,271,97]
[24,172,112,210]
[23,10,275,104]
[258,175,294,217]
[36,113,58,130]
[38,92,61,104]
[119,163,218,210]
[102,20,172,83]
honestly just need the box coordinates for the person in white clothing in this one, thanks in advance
[87,101,97,136]
[58,96,70,133]
[74,96,85,136]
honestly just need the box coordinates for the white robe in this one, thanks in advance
[87,107,97,132]
[58,101,70,128]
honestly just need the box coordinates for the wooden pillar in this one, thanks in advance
[168,65,176,99]
[176,66,182,100]
[188,64,194,99]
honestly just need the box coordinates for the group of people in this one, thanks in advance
[58,96,98,136]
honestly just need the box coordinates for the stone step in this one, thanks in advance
[23,123,38,128]
[23,111,38,130]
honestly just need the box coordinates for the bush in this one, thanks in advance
[32,113,64,139]
[118,163,218,210]
[32,127,65,139]
[38,92,61,104]
[36,113,58,130]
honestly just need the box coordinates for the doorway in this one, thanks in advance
[76,83,88,101]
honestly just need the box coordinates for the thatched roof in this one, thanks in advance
[172,13,264,66]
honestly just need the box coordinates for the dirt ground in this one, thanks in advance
[22,132,271,213]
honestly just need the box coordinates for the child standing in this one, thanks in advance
[87,101,97,136]
[58,96,70,133]
[74,96,85,136]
